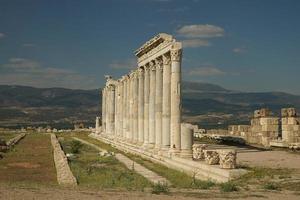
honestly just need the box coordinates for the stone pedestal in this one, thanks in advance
[180,123,193,158]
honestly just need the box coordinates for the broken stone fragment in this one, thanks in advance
[218,149,237,169]
[192,144,207,160]
[204,150,219,165]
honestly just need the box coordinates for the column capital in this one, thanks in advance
[162,53,171,65]
[149,60,156,71]
[155,57,163,71]
[138,67,144,76]
[170,49,182,62]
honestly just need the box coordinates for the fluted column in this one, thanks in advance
[143,64,150,147]
[155,57,163,150]
[122,76,127,139]
[138,68,144,144]
[114,83,119,138]
[149,61,156,147]
[129,72,134,142]
[119,80,124,138]
[170,49,182,154]
[102,87,106,134]
[109,85,116,137]
[162,53,171,149]
[133,71,139,143]
[105,86,110,136]
[126,75,131,140]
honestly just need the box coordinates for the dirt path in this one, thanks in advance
[0,133,57,185]
[0,186,300,200]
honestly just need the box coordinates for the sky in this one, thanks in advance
[0,0,299,94]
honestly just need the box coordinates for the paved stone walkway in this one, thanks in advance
[73,137,169,185]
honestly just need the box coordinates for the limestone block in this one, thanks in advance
[260,118,279,125]
[281,118,288,125]
[218,149,237,169]
[204,150,219,165]
[261,124,279,132]
[287,108,297,117]
[281,108,288,117]
[294,125,300,131]
[288,118,299,125]
[192,144,207,160]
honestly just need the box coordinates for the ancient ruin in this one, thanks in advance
[92,33,246,182]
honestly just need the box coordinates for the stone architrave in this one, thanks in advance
[155,57,163,150]
[218,149,237,169]
[138,68,145,144]
[149,61,156,147]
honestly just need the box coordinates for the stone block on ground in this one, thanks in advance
[218,149,237,169]
[192,144,207,160]
[204,150,219,165]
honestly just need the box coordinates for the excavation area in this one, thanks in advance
[0,131,300,199]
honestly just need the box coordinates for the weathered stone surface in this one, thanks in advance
[192,144,207,160]
[218,149,237,169]
[204,150,219,165]
[51,134,77,186]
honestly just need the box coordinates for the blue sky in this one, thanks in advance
[0,0,299,94]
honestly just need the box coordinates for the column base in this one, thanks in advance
[180,149,193,159]
[169,148,181,157]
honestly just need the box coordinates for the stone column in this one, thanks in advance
[155,57,163,150]
[143,64,150,147]
[149,61,156,147]
[119,80,124,138]
[162,53,171,150]
[114,83,119,138]
[133,71,139,143]
[170,49,182,154]
[126,75,131,140]
[105,86,110,136]
[109,85,116,137]
[122,76,127,139]
[129,72,134,142]
[138,68,144,144]
[101,87,106,134]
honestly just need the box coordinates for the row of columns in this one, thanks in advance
[101,49,182,154]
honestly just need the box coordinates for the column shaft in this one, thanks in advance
[155,58,163,149]
[138,68,144,144]
[149,61,156,147]
[162,53,171,149]
[133,72,139,143]
[170,49,182,152]
[143,65,150,146]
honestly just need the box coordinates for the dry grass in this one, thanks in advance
[0,133,57,186]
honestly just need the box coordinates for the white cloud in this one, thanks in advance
[233,47,247,54]
[0,58,97,89]
[187,65,226,77]
[181,39,211,48]
[177,24,224,38]
[109,58,137,70]
[0,32,5,38]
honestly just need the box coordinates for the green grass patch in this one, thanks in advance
[59,136,151,190]
[151,182,169,194]
[219,182,239,192]
[0,131,19,141]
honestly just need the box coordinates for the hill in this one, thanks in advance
[1,82,300,129]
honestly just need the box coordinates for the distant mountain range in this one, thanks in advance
[1,82,300,129]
